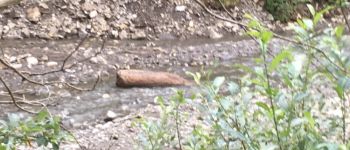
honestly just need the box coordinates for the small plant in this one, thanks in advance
[0,109,71,150]
[137,4,350,150]
[135,90,190,150]
[204,0,240,9]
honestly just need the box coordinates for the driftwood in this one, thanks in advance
[116,69,191,87]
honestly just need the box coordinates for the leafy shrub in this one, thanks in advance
[264,0,301,22]
[137,5,350,150]
[204,0,240,9]
[0,110,71,150]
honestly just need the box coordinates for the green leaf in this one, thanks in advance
[268,50,292,72]
[307,4,315,16]
[261,31,273,44]
[304,111,315,128]
[228,82,240,95]
[314,6,334,25]
[36,109,49,121]
[335,84,344,99]
[297,19,306,30]
[36,136,49,147]
[335,25,345,39]
[0,144,5,150]
[256,102,271,117]
[186,72,201,85]
[213,76,225,88]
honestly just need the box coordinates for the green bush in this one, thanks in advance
[136,5,350,150]
[0,109,71,150]
[264,0,300,22]
[204,0,240,9]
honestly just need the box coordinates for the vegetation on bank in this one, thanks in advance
[136,2,350,150]
[0,109,71,150]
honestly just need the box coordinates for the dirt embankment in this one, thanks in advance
[0,0,278,40]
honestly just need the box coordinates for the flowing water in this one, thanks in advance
[0,36,271,125]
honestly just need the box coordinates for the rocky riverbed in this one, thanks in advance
[0,36,288,149]
[0,0,284,40]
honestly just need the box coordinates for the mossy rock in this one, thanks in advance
[203,0,240,9]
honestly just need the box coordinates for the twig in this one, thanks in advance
[0,76,36,114]
[26,36,88,76]
[339,1,350,31]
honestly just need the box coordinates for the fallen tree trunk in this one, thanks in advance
[116,69,191,87]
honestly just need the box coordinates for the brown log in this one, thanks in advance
[116,69,191,87]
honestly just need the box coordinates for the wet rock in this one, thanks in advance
[131,30,146,40]
[26,56,38,68]
[119,30,128,40]
[111,30,119,39]
[11,63,22,69]
[38,2,49,9]
[175,5,186,12]
[102,94,110,99]
[208,28,223,39]
[46,61,58,67]
[3,29,22,39]
[26,7,41,22]
[40,55,49,61]
[92,16,109,35]
[89,10,98,18]
[82,2,97,13]
[90,56,107,64]
[104,110,118,122]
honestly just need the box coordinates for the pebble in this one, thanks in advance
[131,30,146,40]
[89,10,98,18]
[26,56,39,68]
[11,63,22,69]
[175,5,186,12]
[104,110,118,122]
[208,28,223,39]
[119,30,128,40]
[26,7,41,22]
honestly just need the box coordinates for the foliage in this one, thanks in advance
[204,0,240,9]
[0,109,71,150]
[264,0,302,22]
[137,4,350,150]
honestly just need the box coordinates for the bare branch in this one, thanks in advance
[0,76,37,114]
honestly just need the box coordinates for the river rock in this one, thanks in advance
[208,28,223,39]
[119,30,128,40]
[104,110,118,122]
[89,10,98,18]
[175,5,186,12]
[26,7,41,22]
[26,56,38,68]
[46,61,58,67]
[131,30,146,40]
